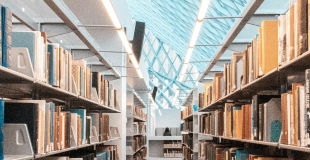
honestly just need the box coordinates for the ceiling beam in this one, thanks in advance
[198,0,265,82]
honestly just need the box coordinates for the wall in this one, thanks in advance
[155,109,181,128]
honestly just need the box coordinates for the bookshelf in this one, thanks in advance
[0,0,134,159]
[126,89,148,160]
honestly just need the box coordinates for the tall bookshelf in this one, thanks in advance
[126,90,147,160]
[0,0,133,159]
[196,0,310,159]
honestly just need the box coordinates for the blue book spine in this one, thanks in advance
[48,45,56,86]
[2,7,12,68]
[70,109,85,142]
[193,105,198,112]
[49,102,55,150]
[0,99,4,159]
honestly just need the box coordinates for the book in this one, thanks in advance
[70,113,78,147]
[264,98,282,142]
[306,69,310,146]
[80,67,84,97]
[70,109,86,145]
[261,20,278,75]
[281,93,289,145]
[293,83,304,145]
[1,6,12,68]
[295,0,308,56]
[4,102,39,154]
[72,65,80,95]
[92,72,101,103]
[48,44,59,86]
[287,4,295,62]
[278,15,286,66]
[59,47,64,89]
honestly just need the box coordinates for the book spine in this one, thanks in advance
[2,7,12,68]
[0,100,3,159]
[298,0,308,55]
[80,68,84,97]
[306,69,310,146]
[0,7,2,66]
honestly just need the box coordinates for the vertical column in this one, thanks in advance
[192,87,199,160]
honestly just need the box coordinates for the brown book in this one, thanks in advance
[53,113,58,151]
[214,73,223,100]
[212,78,216,102]
[287,5,295,61]
[293,83,304,146]
[231,53,242,91]
[242,50,248,85]
[281,93,288,144]
[65,112,71,149]
[78,116,82,146]
[41,32,49,84]
[100,75,105,104]
[103,115,110,141]
[309,0,310,50]
[234,107,243,139]
[254,37,259,80]
[59,113,63,149]
[72,65,80,95]
[68,52,72,92]
[59,47,64,89]
[223,64,227,96]
[242,105,246,139]
[55,46,60,87]
[218,110,224,136]
[295,0,308,56]
[227,64,231,94]
[64,50,69,91]
[104,80,109,106]
[247,45,253,83]
[258,27,263,76]
[114,90,117,108]
[261,20,278,75]
[86,67,91,99]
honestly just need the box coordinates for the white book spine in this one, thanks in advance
[298,86,306,146]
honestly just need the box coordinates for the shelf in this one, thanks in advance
[199,50,310,112]
[181,131,193,134]
[4,137,121,160]
[0,66,120,113]
[134,133,146,136]
[133,116,146,122]
[133,92,147,108]
[148,136,182,141]
[182,114,193,121]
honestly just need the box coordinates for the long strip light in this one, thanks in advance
[179,0,210,82]
[102,0,143,78]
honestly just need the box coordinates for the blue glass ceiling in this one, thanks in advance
[127,0,250,72]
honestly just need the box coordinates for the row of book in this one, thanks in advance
[164,140,182,148]
[133,106,147,121]
[199,80,310,146]
[181,134,193,150]
[36,147,118,160]
[3,100,114,154]
[199,0,310,109]
[183,145,193,160]
[133,147,147,160]
[181,120,193,132]
[164,149,182,157]
[0,6,119,108]
[181,105,193,120]
[199,141,297,160]
[133,122,146,135]
[133,135,146,152]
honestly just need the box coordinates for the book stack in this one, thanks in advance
[164,140,182,148]
[3,100,111,155]
[134,147,147,160]
[182,120,193,132]
[181,105,193,120]
[35,146,118,160]
[182,134,193,150]
[0,6,119,109]
[133,106,147,121]
[199,110,224,136]
[133,122,146,135]
[133,135,146,152]
[199,141,297,160]
[183,145,193,160]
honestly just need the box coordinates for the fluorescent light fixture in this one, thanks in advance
[184,48,194,64]
[117,30,133,54]
[158,110,162,116]
[101,0,122,29]
[197,0,211,21]
[189,21,203,48]
[137,68,143,79]
[179,74,184,81]
[129,54,139,68]
[181,63,188,75]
